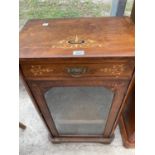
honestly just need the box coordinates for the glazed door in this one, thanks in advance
[45,86,114,135]
[29,80,128,138]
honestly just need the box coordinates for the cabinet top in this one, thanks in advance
[19,17,134,59]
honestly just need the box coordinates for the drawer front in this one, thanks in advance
[21,61,134,80]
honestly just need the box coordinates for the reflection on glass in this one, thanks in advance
[44,87,114,135]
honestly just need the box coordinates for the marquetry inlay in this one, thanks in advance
[30,65,53,76]
[51,35,103,49]
[99,64,125,76]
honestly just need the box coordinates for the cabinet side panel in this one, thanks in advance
[19,65,54,137]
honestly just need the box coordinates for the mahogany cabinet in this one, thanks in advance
[119,76,135,148]
[19,17,135,144]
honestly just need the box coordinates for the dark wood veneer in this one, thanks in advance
[20,17,135,144]
[119,74,135,148]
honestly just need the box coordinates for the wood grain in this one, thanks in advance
[21,60,134,80]
[20,17,134,58]
[119,75,135,148]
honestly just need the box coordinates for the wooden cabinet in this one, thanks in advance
[119,77,135,148]
[20,17,135,144]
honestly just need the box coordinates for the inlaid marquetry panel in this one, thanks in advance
[21,61,134,80]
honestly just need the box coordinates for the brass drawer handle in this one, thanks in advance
[66,67,87,77]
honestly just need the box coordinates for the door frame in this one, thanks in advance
[27,79,129,143]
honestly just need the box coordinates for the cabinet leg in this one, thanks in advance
[19,122,26,129]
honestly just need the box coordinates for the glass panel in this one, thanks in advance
[44,87,114,135]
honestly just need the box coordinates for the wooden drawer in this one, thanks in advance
[21,61,134,80]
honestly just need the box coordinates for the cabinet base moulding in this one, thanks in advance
[48,134,114,144]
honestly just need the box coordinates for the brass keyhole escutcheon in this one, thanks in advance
[68,40,85,45]
[68,35,85,45]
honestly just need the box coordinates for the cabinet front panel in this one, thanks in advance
[28,79,129,138]
[44,86,114,135]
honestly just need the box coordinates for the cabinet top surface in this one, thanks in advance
[19,17,135,59]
